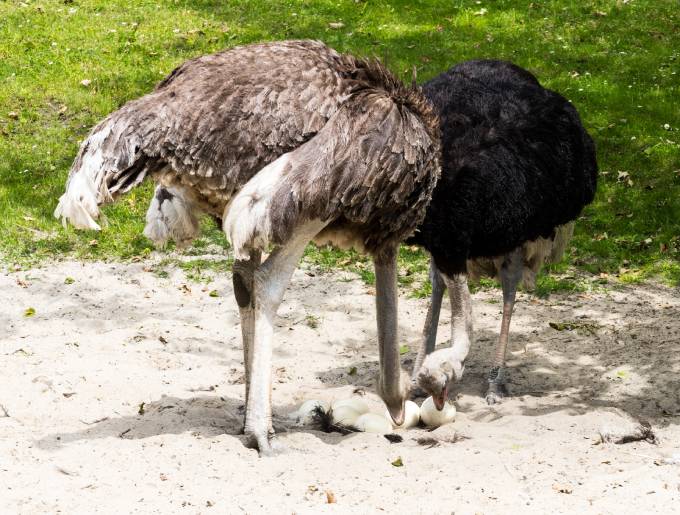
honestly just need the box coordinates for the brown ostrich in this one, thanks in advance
[54,40,440,454]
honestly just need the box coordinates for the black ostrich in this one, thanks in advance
[410,59,598,407]
[55,40,441,453]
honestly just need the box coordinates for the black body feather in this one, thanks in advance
[409,60,598,276]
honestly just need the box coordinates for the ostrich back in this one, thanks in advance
[410,59,597,276]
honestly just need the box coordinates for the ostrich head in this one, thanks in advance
[416,347,464,410]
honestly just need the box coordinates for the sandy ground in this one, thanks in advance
[2,257,680,514]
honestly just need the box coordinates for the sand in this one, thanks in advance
[2,257,679,514]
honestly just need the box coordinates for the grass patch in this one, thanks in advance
[1,0,678,288]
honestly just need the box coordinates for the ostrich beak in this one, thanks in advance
[385,398,406,426]
[433,386,448,411]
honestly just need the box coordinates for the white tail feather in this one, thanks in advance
[54,124,116,230]
[53,172,102,230]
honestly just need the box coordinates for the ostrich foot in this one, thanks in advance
[485,366,507,405]
[243,429,286,457]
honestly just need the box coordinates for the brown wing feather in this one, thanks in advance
[266,84,441,254]
[72,41,357,209]
[61,40,440,248]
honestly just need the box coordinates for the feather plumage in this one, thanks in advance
[56,40,440,255]
[409,59,597,276]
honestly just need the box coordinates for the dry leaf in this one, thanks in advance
[326,490,336,504]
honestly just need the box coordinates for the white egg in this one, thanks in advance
[385,400,421,429]
[331,397,370,415]
[355,412,393,434]
[420,396,456,427]
[331,405,362,426]
[288,399,329,426]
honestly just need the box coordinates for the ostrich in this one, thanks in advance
[410,60,598,408]
[54,40,441,454]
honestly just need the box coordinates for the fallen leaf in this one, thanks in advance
[209,290,219,297]
[391,457,404,467]
[24,307,36,317]
[8,111,19,119]
[64,277,75,285]
[326,490,336,504]
[348,366,357,376]
[399,345,410,355]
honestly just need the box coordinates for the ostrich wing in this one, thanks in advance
[55,40,358,229]
[225,87,441,258]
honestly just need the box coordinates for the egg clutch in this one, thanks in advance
[288,396,457,434]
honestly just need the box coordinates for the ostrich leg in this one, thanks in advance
[412,259,447,379]
[374,244,408,425]
[441,272,473,384]
[232,249,261,411]
[415,262,472,409]
[485,248,523,405]
[235,220,326,455]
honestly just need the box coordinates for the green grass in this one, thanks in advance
[1,0,679,291]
